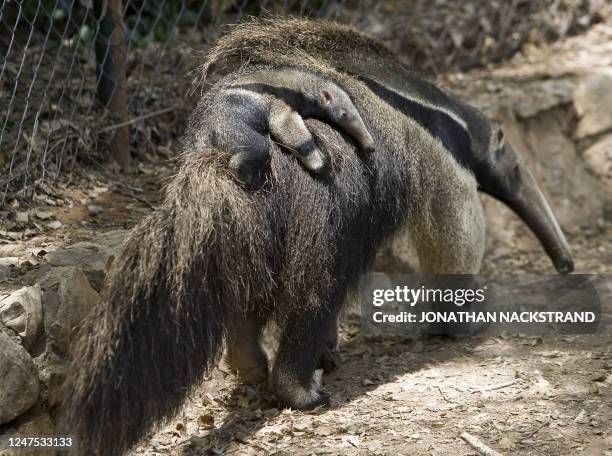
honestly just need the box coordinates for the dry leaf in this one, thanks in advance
[197,414,214,429]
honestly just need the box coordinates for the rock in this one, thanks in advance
[411,340,424,352]
[95,229,128,252]
[18,269,96,408]
[44,243,108,272]
[87,204,103,216]
[0,407,55,456]
[0,285,42,350]
[507,79,575,119]
[17,412,54,436]
[581,439,609,456]
[34,351,68,408]
[46,221,62,230]
[38,267,99,354]
[15,211,29,223]
[574,72,612,139]
[44,230,127,271]
[0,257,19,267]
[0,264,10,280]
[582,134,612,191]
[43,230,128,289]
[34,210,53,220]
[574,409,589,424]
[0,332,40,425]
[0,244,21,257]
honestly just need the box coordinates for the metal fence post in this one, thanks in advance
[94,0,131,171]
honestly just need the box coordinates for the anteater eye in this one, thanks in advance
[497,129,504,141]
[339,110,348,119]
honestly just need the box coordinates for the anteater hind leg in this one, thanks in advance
[226,311,268,384]
[269,107,329,175]
[271,306,335,410]
[227,126,272,189]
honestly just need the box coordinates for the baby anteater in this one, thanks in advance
[209,65,374,187]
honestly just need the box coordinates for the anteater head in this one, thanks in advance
[474,121,574,274]
[318,84,375,154]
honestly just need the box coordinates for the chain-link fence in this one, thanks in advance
[0,0,384,206]
[0,0,605,206]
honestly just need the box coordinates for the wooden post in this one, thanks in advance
[94,0,132,171]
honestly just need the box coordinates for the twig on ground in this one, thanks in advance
[109,180,144,192]
[436,386,454,403]
[460,432,504,456]
[112,187,157,211]
[483,380,517,392]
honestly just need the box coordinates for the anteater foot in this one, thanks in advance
[319,344,341,373]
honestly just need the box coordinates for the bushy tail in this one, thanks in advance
[60,152,274,456]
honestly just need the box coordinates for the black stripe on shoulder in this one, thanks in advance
[360,77,474,170]
[233,83,303,107]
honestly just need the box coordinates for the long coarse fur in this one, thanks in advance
[61,69,412,456]
[195,16,401,89]
[196,17,574,273]
[195,17,492,180]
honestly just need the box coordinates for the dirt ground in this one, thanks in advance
[135,225,612,456]
[0,153,610,456]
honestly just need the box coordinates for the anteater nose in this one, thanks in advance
[556,257,574,274]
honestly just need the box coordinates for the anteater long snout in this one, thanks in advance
[500,152,574,274]
[345,117,375,153]
[509,169,574,273]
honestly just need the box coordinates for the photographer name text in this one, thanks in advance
[372,311,596,324]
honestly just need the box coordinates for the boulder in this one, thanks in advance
[38,267,99,355]
[15,212,29,224]
[0,264,10,281]
[0,407,55,456]
[0,257,18,267]
[573,72,612,139]
[0,332,39,425]
[43,242,107,272]
[42,229,127,290]
[0,285,42,350]
[87,204,103,216]
[34,351,68,409]
[582,134,612,194]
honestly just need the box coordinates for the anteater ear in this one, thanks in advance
[320,89,334,105]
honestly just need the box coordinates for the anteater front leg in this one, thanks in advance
[268,106,329,175]
[319,314,341,374]
[271,306,335,410]
[226,311,268,384]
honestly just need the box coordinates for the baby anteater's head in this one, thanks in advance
[318,84,375,154]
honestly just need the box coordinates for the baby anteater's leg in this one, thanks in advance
[269,107,329,175]
[227,125,272,188]
[226,311,268,384]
